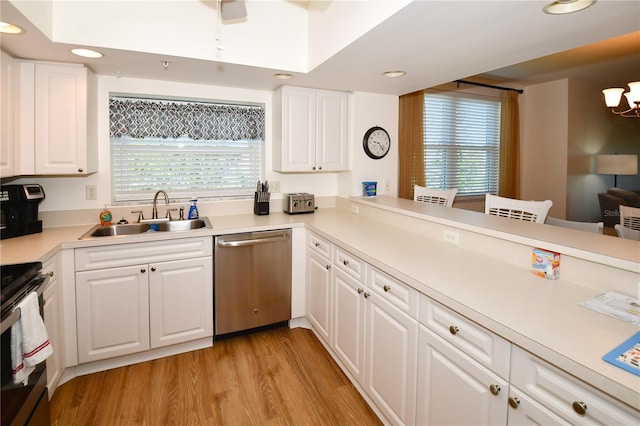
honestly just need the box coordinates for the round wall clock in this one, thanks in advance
[363,126,390,159]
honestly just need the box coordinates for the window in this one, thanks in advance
[109,97,264,204]
[423,93,501,196]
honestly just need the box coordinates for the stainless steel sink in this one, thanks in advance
[79,218,211,239]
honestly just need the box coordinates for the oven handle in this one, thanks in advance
[0,273,49,334]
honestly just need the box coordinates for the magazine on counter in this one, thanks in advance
[578,291,640,326]
[602,331,640,377]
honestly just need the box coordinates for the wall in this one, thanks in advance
[9,75,398,224]
[520,79,569,219]
[520,77,640,222]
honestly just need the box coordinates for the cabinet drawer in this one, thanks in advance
[334,247,364,281]
[42,254,57,284]
[419,294,510,379]
[368,266,418,317]
[307,232,332,259]
[75,237,213,271]
[510,346,639,425]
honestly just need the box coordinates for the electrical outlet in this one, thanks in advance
[85,185,97,200]
[443,229,459,245]
[384,180,390,192]
[351,205,359,214]
[270,180,280,193]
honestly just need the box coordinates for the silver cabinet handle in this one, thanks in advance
[48,271,54,277]
[489,384,501,395]
[218,234,288,247]
[357,288,364,294]
[449,325,460,335]
[141,268,146,273]
[77,168,84,173]
[343,260,349,266]
[572,401,587,415]
[151,267,156,272]
[325,265,331,270]
[312,166,316,170]
[314,242,320,247]
[363,292,370,299]
[508,397,520,409]
[383,285,391,292]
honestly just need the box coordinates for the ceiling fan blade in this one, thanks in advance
[220,0,247,20]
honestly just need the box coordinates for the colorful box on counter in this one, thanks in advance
[532,248,560,280]
[362,181,377,197]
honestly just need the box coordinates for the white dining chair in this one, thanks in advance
[485,194,553,224]
[620,205,640,231]
[545,217,604,234]
[414,185,458,207]
[614,224,640,240]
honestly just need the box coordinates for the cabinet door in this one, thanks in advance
[43,256,62,396]
[333,269,366,384]
[0,51,14,177]
[34,63,88,174]
[280,87,316,171]
[365,292,418,426]
[315,90,348,171]
[76,265,149,363]
[416,325,508,426]
[306,250,332,343]
[149,257,213,348]
[507,386,569,425]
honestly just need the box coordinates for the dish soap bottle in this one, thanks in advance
[188,198,199,219]
[99,206,113,226]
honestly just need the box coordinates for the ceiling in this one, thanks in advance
[1,0,639,95]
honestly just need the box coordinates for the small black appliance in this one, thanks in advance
[0,184,46,240]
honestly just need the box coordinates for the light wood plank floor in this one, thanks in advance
[50,327,382,426]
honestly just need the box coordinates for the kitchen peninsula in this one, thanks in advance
[1,196,638,424]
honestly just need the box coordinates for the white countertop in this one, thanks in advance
[1,204,638,409]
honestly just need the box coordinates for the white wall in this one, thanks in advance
[520,79,569,219]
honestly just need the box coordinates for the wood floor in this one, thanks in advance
[50,327,382,426]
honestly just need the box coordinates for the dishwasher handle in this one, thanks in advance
[217,233,289,248]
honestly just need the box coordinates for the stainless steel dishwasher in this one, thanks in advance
[214,229,292,335]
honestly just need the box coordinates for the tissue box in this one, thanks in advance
[362,181,377,197]
[532,248,560,280]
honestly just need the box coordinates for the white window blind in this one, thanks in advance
[109,97,264,204]
[424,93,500,196]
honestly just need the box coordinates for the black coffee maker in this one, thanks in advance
[0,184,46,239]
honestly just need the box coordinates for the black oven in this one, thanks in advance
[1,262,51,426]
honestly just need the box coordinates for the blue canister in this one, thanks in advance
[188,198,199,219]
[362,182,377,197]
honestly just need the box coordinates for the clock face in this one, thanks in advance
[363,126,390,159]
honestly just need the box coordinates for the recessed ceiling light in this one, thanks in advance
[0,21,24,34]
[274,73,293,80]
[71,48,103,59]
[383,70,406,78]
[543,0,596,15]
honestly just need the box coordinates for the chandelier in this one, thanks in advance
[602,81,640,117]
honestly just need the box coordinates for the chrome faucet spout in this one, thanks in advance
[152,190,169,219]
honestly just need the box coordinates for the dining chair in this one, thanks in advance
[414,185,458,207]
[484,194,553,224]
[619,205,640,231]
[545,217,604,234]
[614,224,640,240]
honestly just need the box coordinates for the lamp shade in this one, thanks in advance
[596,155,638,175]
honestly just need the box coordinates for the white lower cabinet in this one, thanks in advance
[42,254,63,396]
[306,250,333,343]
[75,238,213,364]
[510,346,639,425]
[333,269,365,383]
[417,325,509,425]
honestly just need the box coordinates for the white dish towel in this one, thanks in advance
[10,292,53,385]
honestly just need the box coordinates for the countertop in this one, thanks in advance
[1,204,638,409]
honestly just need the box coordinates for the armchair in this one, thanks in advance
[597,188,640,228]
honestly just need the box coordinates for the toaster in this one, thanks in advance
[283,193,315,214]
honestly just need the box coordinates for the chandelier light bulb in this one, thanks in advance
[602,81,640,117]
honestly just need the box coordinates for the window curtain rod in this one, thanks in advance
[454,79,523,94]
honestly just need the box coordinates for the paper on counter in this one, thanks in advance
[579,291,640,326]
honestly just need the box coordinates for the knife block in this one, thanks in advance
[254,192,270,216]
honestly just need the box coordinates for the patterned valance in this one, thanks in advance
[109,97,265,140]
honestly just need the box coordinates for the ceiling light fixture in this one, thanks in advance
[0,21,24,34]
[273,73,293,80]
[602,81,640,118]
[543,0,596,15]
[71,48,103,59]
[383,70,406,78]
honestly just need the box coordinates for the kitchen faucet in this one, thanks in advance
[152,190,169,220]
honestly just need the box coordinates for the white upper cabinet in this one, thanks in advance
[273,86,348,172]
[13,60,97,176]
[1,51,15,177]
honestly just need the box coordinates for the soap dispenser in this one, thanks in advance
[188,198,199,219]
